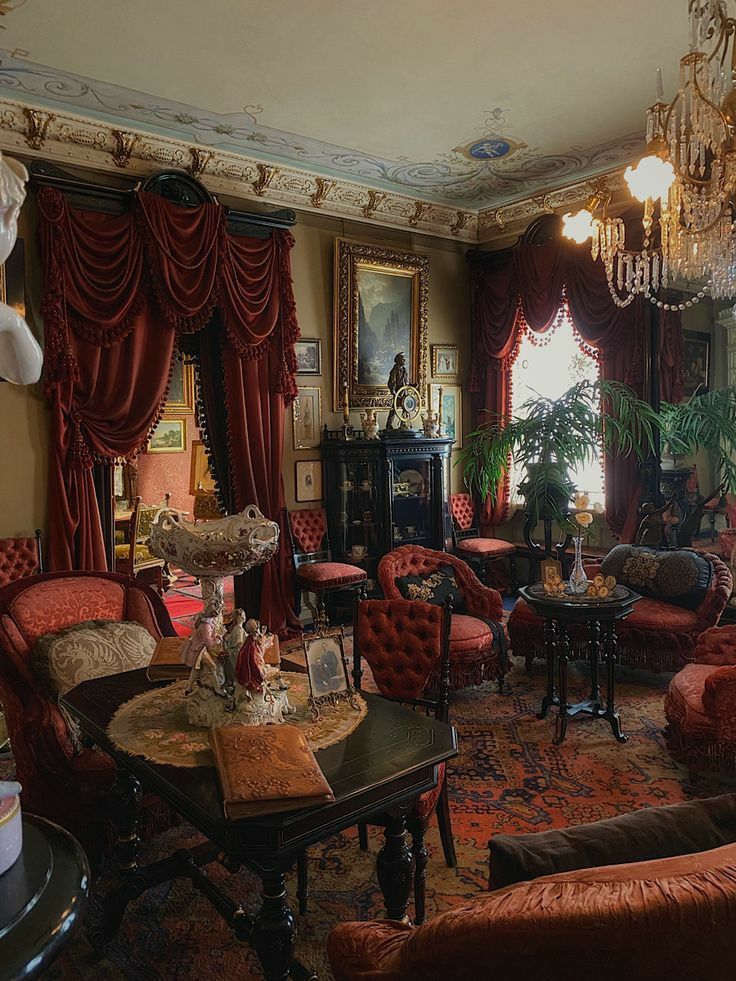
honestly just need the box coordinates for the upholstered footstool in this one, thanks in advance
[665,654,736,773]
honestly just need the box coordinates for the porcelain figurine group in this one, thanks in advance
[181,600,295,728]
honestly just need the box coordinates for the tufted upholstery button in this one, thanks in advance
[0,537,40,589]
[450,493,475,532]
[289,508,327,555]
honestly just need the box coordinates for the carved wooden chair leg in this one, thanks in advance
[357,822,369,851]
[296,851,309,916]
[408,815,429,926]
[436,779,456,869]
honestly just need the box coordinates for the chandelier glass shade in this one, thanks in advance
[563,0,736,308]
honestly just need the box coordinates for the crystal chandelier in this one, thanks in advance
[563,0,736,309]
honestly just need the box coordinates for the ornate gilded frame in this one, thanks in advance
[165,360,196,415]
[333,238,429,411]
[302,626,360,720]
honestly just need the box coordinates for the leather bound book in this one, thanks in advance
[146,636,188,681]
[210,724,334,820]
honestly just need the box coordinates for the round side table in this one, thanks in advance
[518,584,641,745]
[0,814,90,980]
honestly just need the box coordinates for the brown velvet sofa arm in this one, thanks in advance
[693,625,736,666]
[328,919,411,981]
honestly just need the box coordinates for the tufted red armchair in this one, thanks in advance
[378,545,507,691]
[0,530,43,588]
[0,571,177,860]
[509,549,733,675]
[665,624,736,772]
[450,493,516,592]
[288,507,367,625]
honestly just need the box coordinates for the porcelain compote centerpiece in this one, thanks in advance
[149,505,294,727]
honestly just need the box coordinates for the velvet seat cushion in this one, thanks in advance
[665,663,719,737]
[296,561,367,589]
[449,615,494,655]
[511,595,698,634]
[457,538,515,558]
[488,793,736,890]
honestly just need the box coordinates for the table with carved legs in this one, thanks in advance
[61,669,457,981]
[518,585,641,746]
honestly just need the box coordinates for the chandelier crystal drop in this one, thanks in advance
[563,0,736,306]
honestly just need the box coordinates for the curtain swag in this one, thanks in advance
[469,239,684,539]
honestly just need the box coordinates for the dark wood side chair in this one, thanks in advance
[450,492,517,592]
[297,595,456,926]
[288,507,367,626]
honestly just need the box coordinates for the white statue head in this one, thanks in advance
[0,154,28,265]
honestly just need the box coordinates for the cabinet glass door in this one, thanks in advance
[334,459,380,572]
[391,457,434,548]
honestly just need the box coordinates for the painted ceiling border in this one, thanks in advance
[0,96,632,246]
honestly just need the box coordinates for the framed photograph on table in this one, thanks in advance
[148,417,187,453]
[295,338,322,375]
[165,358,196,414]
[682,330,710,396]
[293,387,322,449]
[429,383,462,448]
[431,344,459,380]
[303,627,359,718]
[333,238,429,412]
[295,460,323,503]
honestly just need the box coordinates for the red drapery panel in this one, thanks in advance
[38,187,300,633]
[470,239,682,539]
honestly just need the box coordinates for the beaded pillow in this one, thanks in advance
[600,544,713,611]
[395,564,465,613]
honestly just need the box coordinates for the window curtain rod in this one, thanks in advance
[29,160,297,234]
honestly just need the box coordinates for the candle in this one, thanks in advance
[342,384,350,424]
[656,67,664,102]
[438,386,443,431]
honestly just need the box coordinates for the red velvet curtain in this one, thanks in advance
[470,240,683,539]
[38,188,300,634]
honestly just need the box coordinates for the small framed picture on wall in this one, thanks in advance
[429,383,463,448]
[431,344,459,380]
[295,460,323,502]
[293,387,322,449]
[681,330,710,396]
[148,417,187,453]
[294,338,322,375]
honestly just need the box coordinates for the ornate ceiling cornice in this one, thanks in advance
[0,96,638,248]
[0,97,478,242]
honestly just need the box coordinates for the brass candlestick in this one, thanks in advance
[341,384,353,440]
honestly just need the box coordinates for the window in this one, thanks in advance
[509,309,604,510]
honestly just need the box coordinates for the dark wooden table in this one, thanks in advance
[518,584,641,745]
[0,815,90,980]
[61,669,457,981]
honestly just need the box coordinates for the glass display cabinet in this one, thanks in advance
[321,432,454,593]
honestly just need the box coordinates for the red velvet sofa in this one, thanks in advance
[509,547,733,674]
[328,841,736,980]
[0,571,177,859]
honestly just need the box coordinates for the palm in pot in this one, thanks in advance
[458,379,658,556]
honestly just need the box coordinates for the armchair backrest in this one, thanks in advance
[450,493,477,532]
[0,531,43,588]
[378,545,503,623]
[288,507,329,566]
[354,597,451,717]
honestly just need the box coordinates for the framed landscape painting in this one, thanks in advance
[334,239,429,411]
[149,417,187,453]
[429,383,462,448]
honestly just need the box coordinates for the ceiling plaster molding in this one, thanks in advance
[477,170,630,246]
[0,97,479,243]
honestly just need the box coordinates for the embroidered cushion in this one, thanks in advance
[601,544,713,611]
[33,619,156,699]
[395,564,465,613]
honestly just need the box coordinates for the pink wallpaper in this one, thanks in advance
[137,413,200,513]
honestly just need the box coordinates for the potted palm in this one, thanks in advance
[458,379,658,531]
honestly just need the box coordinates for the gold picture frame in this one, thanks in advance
[429,383,463,448]
[148,417,187,453]
[431,344,459,380]
[292,386,322,450]
[189,439,216,495]
[165,359,196,414]
[295,460,323,503]
[333,238,429,412]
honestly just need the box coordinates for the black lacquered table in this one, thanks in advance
[61,669,457,981]
[0,815,90,980]
[518,584,641,745]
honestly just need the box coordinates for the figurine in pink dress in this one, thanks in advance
[181,613,226,697]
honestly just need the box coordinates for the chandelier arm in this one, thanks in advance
[687,63,733,133]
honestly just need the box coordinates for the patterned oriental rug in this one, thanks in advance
[3,657,735,980]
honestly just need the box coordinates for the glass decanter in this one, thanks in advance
[568,533,589,594]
